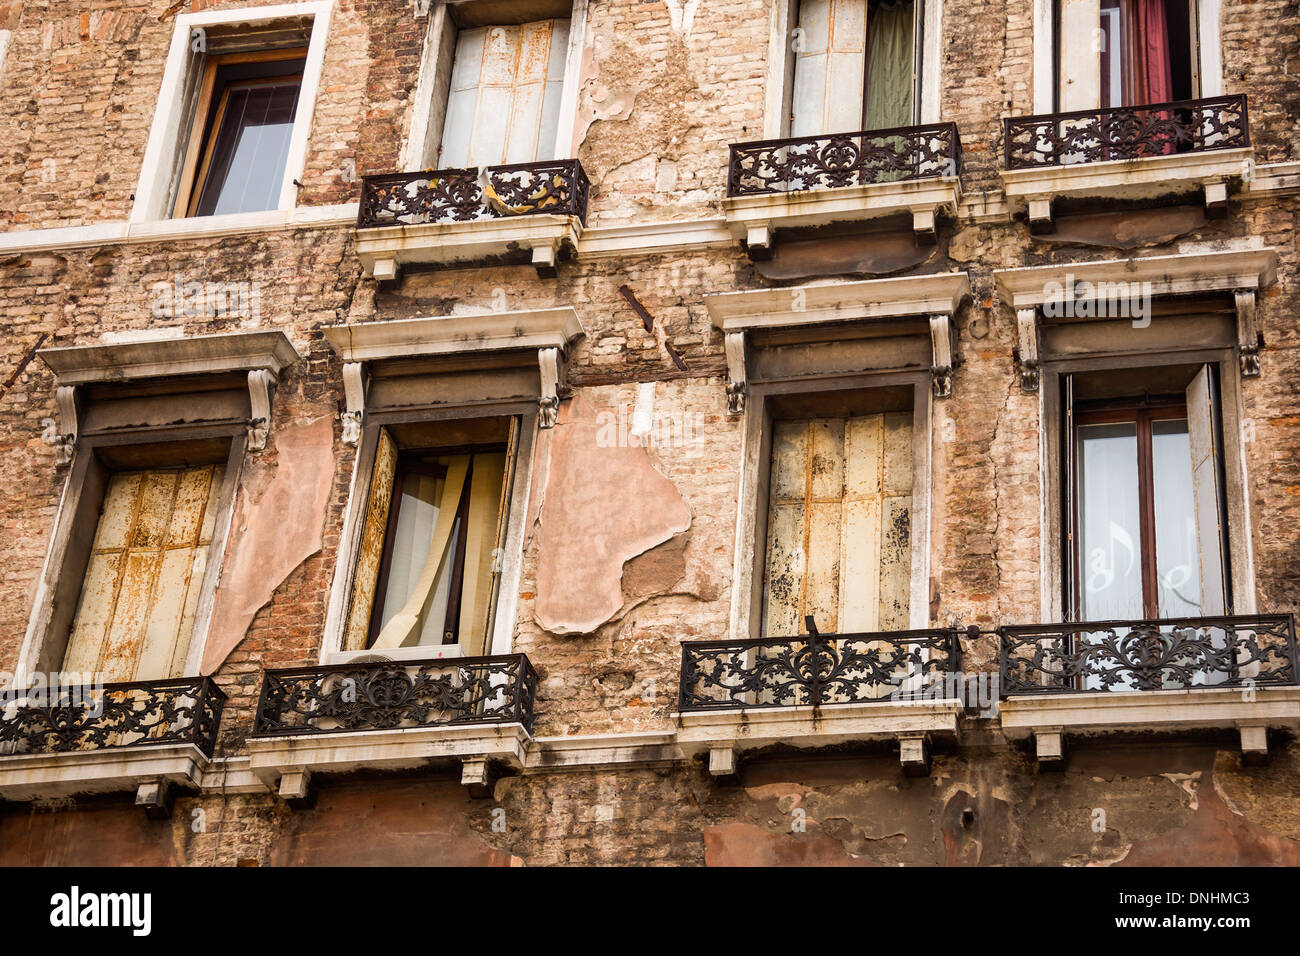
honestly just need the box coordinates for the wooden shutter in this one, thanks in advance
[439,19,570,169]
[762,412,912,636]
[1058,0,1102,110]
[1186,365,1228,615]
[63,465,225,682]
[790,0,869,136]
[344,429,398,651]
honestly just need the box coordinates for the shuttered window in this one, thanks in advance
[439,19,569,169]
[762,413,913,637]
[790,0,915,137]
[62,466,225,682]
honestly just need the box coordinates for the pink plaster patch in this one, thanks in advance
[201,416,335,674]
[533,396,690,635]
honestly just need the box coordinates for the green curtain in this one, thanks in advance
[864,0,914,131]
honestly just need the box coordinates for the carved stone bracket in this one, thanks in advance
[53,385,78,467]
[246,369,275,452]
[928,313,955,398]
[1015,307,1040,392]
[1235,290,1260,378]
[537,347,567,429]
[723,331,748,416]
[340,361,367,445]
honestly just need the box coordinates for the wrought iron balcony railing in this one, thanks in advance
[1003,94,1250,170]
[251,653,538,737]
[727,122,962,198]
[0,677,225,757]
[999,614,1298,695]
[679,624,963,712]
[357,159,590,229]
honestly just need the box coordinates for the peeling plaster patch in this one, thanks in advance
[703,822,874,866]
[533,397,691,635]
[201,416,334,673]
[1161,771,1202,811]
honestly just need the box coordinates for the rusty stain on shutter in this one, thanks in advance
[64,464,225,683]
[344,428,398,651]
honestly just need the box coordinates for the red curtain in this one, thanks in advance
[1133,0,1172,105]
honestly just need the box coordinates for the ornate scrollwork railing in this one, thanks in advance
[251,654,538,736]
[678,626,963,711]
[999,614,1298,695]
[357,159,590,229]
[0,677,225,757]
[1003,94,1250,170]
[726,122,962,197]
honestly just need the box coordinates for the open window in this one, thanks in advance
[1065,364,1229,622]
[1057,0,1197,110]
[787,0,921,136]
[344,418,518,658]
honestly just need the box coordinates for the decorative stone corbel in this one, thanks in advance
[134,778,174,820]
[708,743,740,784]
[537,347,566,428]
[531,238,561,279]
[1204,180,1228,218]
[1015,307,1040,392]
[340,361,367,445]
[898,733,931,777]
[1033,727,1065,768]
[723,331,747,416]
[1027,197,1053,234]
[1235,290,1260,378]
[928,313,955,398]
[277,769,315,809]
[246,369,275,452]
[743,223,773,261]
[461,756,499,798]
[53,384,78,467]
[911,207,937,246]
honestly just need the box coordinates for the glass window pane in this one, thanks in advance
[195,78,301,217]
[379,468,455,644]
[1077,421,1143,620]
[1151,418,1202,617]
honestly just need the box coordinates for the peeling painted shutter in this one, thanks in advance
[1186,365,1227,616]
[762,413,912,637]
[439,19,570,168]
[344,429,398,651]
[63,465,225,682]
[1058,0,1102,110]
[791,0,869,136]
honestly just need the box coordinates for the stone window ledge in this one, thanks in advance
[0,743,208,809]
[356,213,583,281]
[1000,686,1300,767]
[673,699,963,779]
[1000,147,1255,232]
[39,329,300,386]
[246,723,532,802]
[722,177,962,257]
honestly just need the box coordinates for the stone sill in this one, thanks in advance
[721,177,962,254]
[1000,147,1254,230]
[673,698,963,777]
[245,722,532,799]
[0,742,209,802]
[355,213,583,279]
[1000,685,1300,765]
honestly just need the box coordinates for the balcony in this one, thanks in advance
[722,123,963,256]
[247,653,537,801]
[674,623,965,777]
[1001,94,1254,232]
[0,677,224,812]
[998,614,1300,765]
[354,159,590,280]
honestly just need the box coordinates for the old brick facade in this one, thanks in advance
[0,0,1297,866]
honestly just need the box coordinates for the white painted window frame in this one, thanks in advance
[761,0,943,139]
[129,0,335,224]
[1032,0,1223,114]
[402,0,589,172]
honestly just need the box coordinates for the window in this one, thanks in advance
[760,395,914,636]
[1057,0,1196,110]
[62,464,227,682]
[788,0,920,135]
[1065,364,1228,621]
[175,50,306,217]
[344,420,518,657]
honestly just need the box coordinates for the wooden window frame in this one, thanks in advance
[172,48,308,220]
[1068,399,1190,620]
